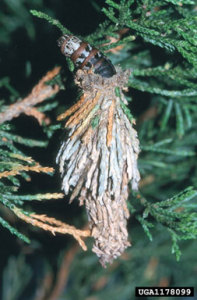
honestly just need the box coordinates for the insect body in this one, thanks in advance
[58,34,116,78]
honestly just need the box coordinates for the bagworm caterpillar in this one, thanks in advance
[58,34,116,78]
[56,34,140,267]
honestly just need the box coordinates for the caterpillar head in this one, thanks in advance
[57,35,82,57]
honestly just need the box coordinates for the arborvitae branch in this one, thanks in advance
[0,67,60,125]
[135,187,197,259]
[0,216,30,243]
[30,10,71,35]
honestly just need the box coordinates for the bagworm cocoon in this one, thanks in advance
[57,36,140,267]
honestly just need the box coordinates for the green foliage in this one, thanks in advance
[0,77,20,99]
[0,123,55,242]
[91,115,100,128]
[0,216,30,243]
[136,187,197,260]
[30,10,71,35]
